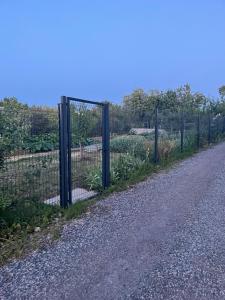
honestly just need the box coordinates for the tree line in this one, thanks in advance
[1,84,225,166]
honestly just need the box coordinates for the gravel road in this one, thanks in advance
[1,143,225,299]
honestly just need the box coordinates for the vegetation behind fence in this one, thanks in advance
[1,84,225,237]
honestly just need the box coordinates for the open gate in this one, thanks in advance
[58,96,110,208]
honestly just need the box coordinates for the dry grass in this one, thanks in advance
[158,139,177,160]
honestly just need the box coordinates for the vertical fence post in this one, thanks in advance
[102,103,110,188]
[208,111,211,145]
[58,103,64,207]
[59,96,70,208]
[154,102,159,163]
[180,110,184,152]
[216,117,219,138]
[196,112,200,149]
[59,97,68,208]
[66,98,72,205]
[222,116,225,133]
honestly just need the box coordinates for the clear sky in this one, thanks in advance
[1,0,225,106]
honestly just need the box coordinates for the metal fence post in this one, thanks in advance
[154,102,159,163]
[58,96,69,208]
[197,112,200,149]
[66,98,72,205]
[180,110,184,152]
[208,112,211,145]
[58,103,64,207]
[223,116,225,133]
[216,117,219,137]
[102,103,110,188]
[59,97,67,208]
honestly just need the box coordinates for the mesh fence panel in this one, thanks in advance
[0,107,60,206]
[1,102,225,211]
[69,102,102,197]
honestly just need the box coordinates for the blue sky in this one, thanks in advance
[0,0,225,106]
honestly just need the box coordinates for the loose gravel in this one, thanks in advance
[1,143,225,299]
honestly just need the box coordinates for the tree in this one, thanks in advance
[219,85,225,100]
[175,84,206,112]
[0,98,30,167]
[109,103,130,134]
[70,103,98,159]
[30,107,58,135]
[123,89,158,127]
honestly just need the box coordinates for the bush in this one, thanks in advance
[24,133,58,153]
[0,135,11,169]
[0,192,13,211]
[110,135,151,160]
[71,136,95,148]
[184,132,197,149]
[0,143,7,169]
[85,154,144,190]
[85,166,102,191]
[0,198,60,231]
[139,130,168,140]
[111,154,144,181]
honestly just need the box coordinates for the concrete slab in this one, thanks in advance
[44,188,97,206]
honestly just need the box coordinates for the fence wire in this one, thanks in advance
[1,102,225,214]
[0,107,60,206]
[69,101,103,199]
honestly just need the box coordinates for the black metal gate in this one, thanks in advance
[58,96,110,208]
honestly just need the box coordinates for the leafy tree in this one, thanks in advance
[219,85,225,100]
[123,89,158,127]
[70,103,98,159]
[21,107,59,153]
[109,103,130,134]
[0,98,30,167]
[30,107,58,135]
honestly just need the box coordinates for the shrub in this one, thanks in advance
[21,156,54,192]
[0,192,13,211]
[0,198,59,231]
[0,135,11,169]
[85,154,144,190]
[111,154,144,181]
[110,135,151,160]
[184,132,196,149]
[24,133,58,153]
[85,166,102,191]
[139,130,168,140]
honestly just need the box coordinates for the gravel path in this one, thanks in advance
[1,143,225,299]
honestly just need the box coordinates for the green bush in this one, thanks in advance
[0,134,11,169]
[111,154,144,181]
[72,137,95,148]
[184,132,196,149]
[85,166,102,191]
[0,192,13,211]
[138,130,168,140]
[110,135,151,160]
[85,154,144,190]
[24,133,58,153]
[0,198,59,231]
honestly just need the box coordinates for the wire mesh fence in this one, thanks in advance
[1,99,225,215]
[0,106,60,208]
[69,101,103,200]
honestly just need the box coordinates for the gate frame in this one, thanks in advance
[58,96,110,208]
